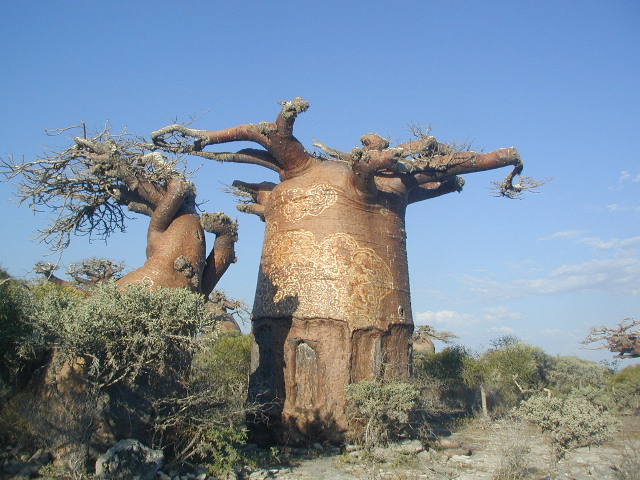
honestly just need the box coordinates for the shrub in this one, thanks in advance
[516,392,619,459]
[3,281,214,467]
[413,345,474,413]
[463,342,552,417]
[612,436,640,480]
[155,332,257,473]
[0,275,34,393]
[610,365,640,414]
[492,422,531,480]
[37,280,212,387]
[192,331,252,385]
[547,356,612,393]
[345,380,421,446]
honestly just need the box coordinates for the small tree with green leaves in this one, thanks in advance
[463,339,550,417]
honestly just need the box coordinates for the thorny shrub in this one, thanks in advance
[345,380,421,447]
[413,346,475,413]
[34,280,212,387]
[610,365,640,414]
[155,331,256,474]
[1,279,257,475]
[516,391,619,459]
[492,422,531,480]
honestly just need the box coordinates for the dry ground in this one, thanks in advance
[251,416,640,480]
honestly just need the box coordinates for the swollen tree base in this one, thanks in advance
[249,317,411,444]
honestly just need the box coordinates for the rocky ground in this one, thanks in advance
[1,416,638,479]
[245,416,640,480]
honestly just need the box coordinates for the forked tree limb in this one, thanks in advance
[230,180,276,221]
[187,149,281,174]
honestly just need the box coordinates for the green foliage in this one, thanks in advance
[463,343,548,391]
[413,345,474,413]
[610,364,640,413]
[0,276,34,390]
[345,380,421,446]
[414,345,469,383]
[155,332,256,471]
[547,356,612,393]
[516,392,619,459]
[200,426,250,476]
[192,331,252,385]
[463,341,552,416]
[32,280,212,386]
[1,277,256,475]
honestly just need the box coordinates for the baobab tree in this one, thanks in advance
[34,257,125,290]
[3,125,238,296]
[2,126,240,467]
[152,97,540,443]
[583,318,640,358]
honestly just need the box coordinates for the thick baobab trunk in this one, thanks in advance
[249,162,413,443]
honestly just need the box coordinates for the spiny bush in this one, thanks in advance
[610,364,640,414]
[35,280,212,386]
[516,391,619,459]
[492,422,531,480]
[345,380,421,447]
[156,332,257,474]
[547,356,612,393]
[413,345,474,413]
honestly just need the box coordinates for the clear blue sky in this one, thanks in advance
[1,0,638,364]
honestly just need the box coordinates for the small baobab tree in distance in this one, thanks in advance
[34,257,125,290]
[583,318,640,359]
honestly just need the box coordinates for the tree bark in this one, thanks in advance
[480,384,489,418]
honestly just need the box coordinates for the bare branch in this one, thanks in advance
[1,124,183,251]
[312,140,350,160]
[491,175,549,199]
[34,261,74,288]
[229,180,276,221]
[188,148,281,173]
